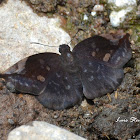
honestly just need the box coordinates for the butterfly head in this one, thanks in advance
[59,44,78,72]
[59,44,70,53]
[59,44,73,62]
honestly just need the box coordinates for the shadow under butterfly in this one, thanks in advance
[0,33,132,110]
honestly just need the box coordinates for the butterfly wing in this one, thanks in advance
[79,58,124,99]
[1,53,60,95]
[0,53,83,110]
[72,34,131,99]
[36,69,83,110]
[73,33,131,68]
[108,34,132,68]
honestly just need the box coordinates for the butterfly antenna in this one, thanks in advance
[30,42,58,48]
[30,28,84,47]
[67,28,85,45]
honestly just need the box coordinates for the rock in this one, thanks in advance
[83,14,88,21]
[108,0,137,27]
[81,99,88,108]
[108,0,137,8]
[0,0,71,73]
[109,8,132,27]
[91,11,96,17]
[91,4,104,17]
[93,5,104,12]
[8,121,86,140]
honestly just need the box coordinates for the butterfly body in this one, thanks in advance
[0,34,132,110]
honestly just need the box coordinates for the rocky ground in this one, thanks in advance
[0,0,140,140]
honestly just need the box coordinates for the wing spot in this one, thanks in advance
[19,81,23,86]
[91,42,96,48]
[67,53,74,62]
[64,76,68,80]
[25,83,29,87]
[39,59,45,65]
[37,75,45,82]
[124,48,127,52]
[97,76,101,80]
[51,81,60,86]
[88,75,94,81]
[89,62,92,66]
[83,69,87,73]
[92,51,96,57]
[115,56,121,64]
[46,66,50,71]
[103,53,111,62]
[96,65,100,72]
[31,75,35,78]
[122,52,125,57]
[56,73,61,78]
[96,48,99,52]
[14,79,18,82]
[66,85,71,90]
[32,84,36,88]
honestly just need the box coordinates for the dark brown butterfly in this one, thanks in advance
[0,33,132,110]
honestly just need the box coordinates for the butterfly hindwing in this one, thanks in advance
[79,58,124,99]
[36,70,83,110]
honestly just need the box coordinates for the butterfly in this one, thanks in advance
[0,33,132,110]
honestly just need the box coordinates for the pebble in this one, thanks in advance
[108,0,137,27]
[93,5,104,11]
[83,14,88,20]
[109,8,131,27]
[108,0,137,8]
[8,119,15,125]
[8,121,86,140]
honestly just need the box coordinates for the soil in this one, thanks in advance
[0,0,140,140]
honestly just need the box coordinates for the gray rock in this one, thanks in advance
[8,121,86,140]
[108,0,137,27]
[108,0,137,9]
[109,8,133,27]
[0,0,71,73]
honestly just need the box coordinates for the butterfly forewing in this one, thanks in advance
[73,34,132,68]
[108,34,132,68]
